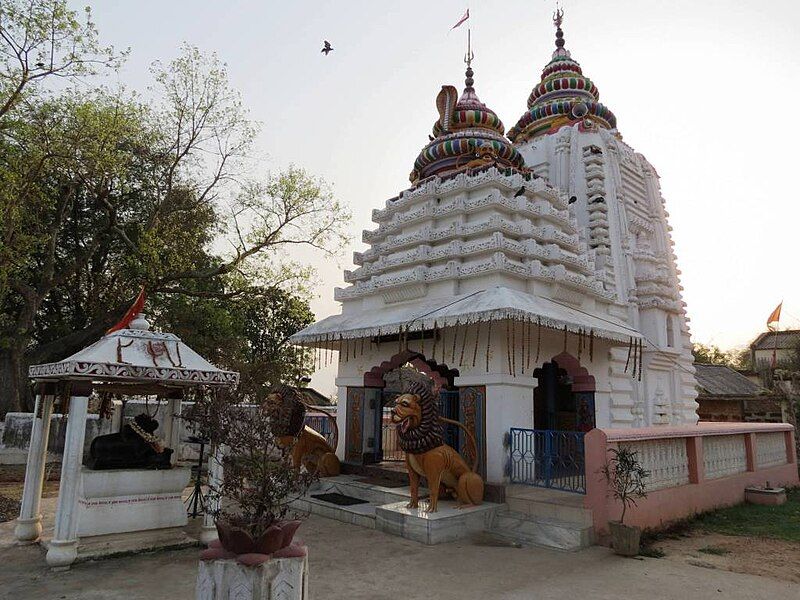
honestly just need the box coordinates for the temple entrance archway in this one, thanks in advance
[357,350,460,465]
[533,352,596,432]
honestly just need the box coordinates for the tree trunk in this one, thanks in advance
[0,346,28,417]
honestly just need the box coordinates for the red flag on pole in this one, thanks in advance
[106,287,147,334]
[767,302,782,331]
[451,8,469,30]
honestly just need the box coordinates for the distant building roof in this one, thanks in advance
[694,363,769,397]
[750,330,800,351]
[294,386,335,407]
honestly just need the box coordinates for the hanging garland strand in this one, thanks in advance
[459,319,470,365]
[420,322,426,357]
[638,339,644,382]
[536,317,542,365]
[589,329,594,362]
[624,336,633,373]
[397,324,403,355]
[505,318,513,376]
[451,319,459,363]
[563,325,568,353]
[472,320,481,367]
[485,319,493,372]
[525,315,532,373]
[432,320,438,362]
[577,328,583,361]
[511,317,517,377]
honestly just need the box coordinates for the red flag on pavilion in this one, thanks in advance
[451,9,469,30]
[766,302,782,332]
[106,287,147,334]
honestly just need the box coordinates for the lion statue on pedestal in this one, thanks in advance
[263,385,340,478]
[391,381,483,512]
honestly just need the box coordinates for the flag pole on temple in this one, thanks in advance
[767,301,783,368]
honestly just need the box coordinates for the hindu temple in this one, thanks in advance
[291,12,698,488]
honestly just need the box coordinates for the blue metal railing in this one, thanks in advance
[303,414,335,448]
[507,428,586,494]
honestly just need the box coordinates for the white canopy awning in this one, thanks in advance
[290,286,640,346]
[29,314,239,387]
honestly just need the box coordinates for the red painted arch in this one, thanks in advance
[549,352,596,392]
[363,349,458,391]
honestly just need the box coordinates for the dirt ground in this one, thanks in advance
[651,530,800,584]
[2,515,799,600]
[0,464,61,522]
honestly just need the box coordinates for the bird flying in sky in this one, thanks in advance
[321,41,333,55]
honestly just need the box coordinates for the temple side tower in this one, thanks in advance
[509,11,697,425]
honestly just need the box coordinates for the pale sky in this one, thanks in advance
[82,0,800,395]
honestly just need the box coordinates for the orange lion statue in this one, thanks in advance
[391,381,483,512]
[263,385,341,478]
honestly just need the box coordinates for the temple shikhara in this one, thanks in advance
[292,13,698,484]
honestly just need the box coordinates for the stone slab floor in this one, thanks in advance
[1,515,798,600]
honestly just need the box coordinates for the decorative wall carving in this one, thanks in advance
[703,435,747,480]
[755,432,788,468]
[626,438,689,491]
[458,386,487,479]
[345,388,364,463]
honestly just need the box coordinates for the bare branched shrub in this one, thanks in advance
[187,388,315,537]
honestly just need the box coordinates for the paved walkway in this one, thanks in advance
[1,514,798,599]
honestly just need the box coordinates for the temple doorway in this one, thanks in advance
[533,352,596,432]
[359,350,462,466]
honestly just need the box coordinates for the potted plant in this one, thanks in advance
[601,446,649,556]
[188,387,315,599]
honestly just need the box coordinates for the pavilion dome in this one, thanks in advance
[410,65,524,183]
[508,12,617,143]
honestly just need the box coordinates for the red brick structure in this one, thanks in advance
[694,363,785,423]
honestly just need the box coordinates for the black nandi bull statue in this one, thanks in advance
[86,413,173,470]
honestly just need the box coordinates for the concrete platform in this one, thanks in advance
[41,526,199,563]
[375,500,500,545]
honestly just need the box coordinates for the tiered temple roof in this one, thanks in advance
[410,65,524,183]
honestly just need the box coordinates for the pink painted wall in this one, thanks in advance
[584,423,799,539]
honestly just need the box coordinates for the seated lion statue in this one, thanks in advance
[391,381,483,512]
[263,385,340,478]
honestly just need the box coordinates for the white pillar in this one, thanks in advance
[14,390,55,542]
[110,399,123,433]
[200,444,224,544]
[163,394,183,465]
[46,390,89,569]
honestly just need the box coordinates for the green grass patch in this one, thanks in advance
[693,487,800,543]
[698,545,730,556]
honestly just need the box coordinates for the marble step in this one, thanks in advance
[504,486,593,527]
[291,495,377,530]
[318,474,428,505]
[490,510,594,552]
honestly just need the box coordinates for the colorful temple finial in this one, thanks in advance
[507,8,617,143]
[553,7,566,54]
[408,50,524,183]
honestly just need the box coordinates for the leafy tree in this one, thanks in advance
[691,343,750,370]
[0,0,123,119]
[0,2,351,414]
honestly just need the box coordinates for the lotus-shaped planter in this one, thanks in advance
[215,518,302,556]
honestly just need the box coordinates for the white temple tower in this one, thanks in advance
[291,14,698,485]
[508,12,698,428]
